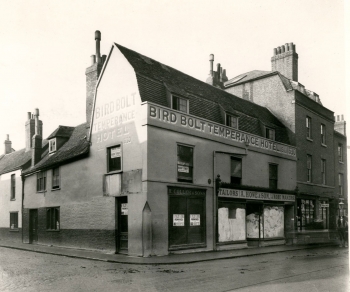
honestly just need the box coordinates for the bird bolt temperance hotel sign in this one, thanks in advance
[149,104,296,157]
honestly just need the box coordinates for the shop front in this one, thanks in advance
[217,188,295,248]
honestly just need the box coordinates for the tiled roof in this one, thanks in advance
[116,44,291,144]
[0,141,48,175]
[23,123,89,175]
[47,126,75,139]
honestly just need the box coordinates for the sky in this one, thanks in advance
[0,0,348,150]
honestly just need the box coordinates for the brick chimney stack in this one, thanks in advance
[4,134,12,154]
[271,42,298,81]
[25,111,42,152]
[206,54,228,88]
[86,30,106,127]
[32,108,42,167]
[335,114,346,136]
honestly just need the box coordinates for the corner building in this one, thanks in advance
[89,41,297,256]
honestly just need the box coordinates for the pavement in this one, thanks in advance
[0,239,339,265]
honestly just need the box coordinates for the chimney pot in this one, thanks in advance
[27,112,31,120]
[277,47,281,54]
[95,30,101,41]
[273,48,277,55]
[34,108,39,116]
[341,114,344,121]
[281,45,285,53]
[7,134,9,140]
[289,42,294,51]
[91,55,96,65]
[209,54,214,61]
[285,43,289,51]
[4,134,12,154]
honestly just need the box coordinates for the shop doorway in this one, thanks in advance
[29,209,38,244]
[116,196,128,253]
[246,203,263,246]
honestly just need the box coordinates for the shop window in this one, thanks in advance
[306,116,312,139]
[297,199,315,230]
[230,157,242,185]
[49,138,57,153]
[265,127,275,140]
[107,145,122,173]
[263,205,284,238]
[37,171,46,192]
[10,212,18,230]
[10,174,15,200]
[338,143,343,162]
[177,145,193,183]
[168,187,206,248]
[339,173,344,196]
[218,201,246,242]
[269,164,278,189]
[46,207,60,231]
[226,114,238,129]
[320,124,326,145]
[321,159,326,185]
[172,96,188,113]
[319,200,329,229]
[307,155,312,182]
[52,167,60,189]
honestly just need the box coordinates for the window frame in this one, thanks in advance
[307,155,312,182]
[52,167,60,190]
[339,173,344,196]
[269,163,278,189]
[225,114,238,129]
[10,174,15,200]
[306,116,312,139]
[177,144,194,183]
[321,159,326,185]
[338,143,343,162]
[46,207,60,231]
[37,171,47,192]
[107,145,122,173]
[49,138,57,153]
[320,124,326,145]
[230,157,242,185]
[172,96,189,113]
[265,127,275,140]
[9,212,18,230]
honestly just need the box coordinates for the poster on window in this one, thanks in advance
[190,214,200,226]
[173,214,185,226]
[178,165,189,173]
[121,203,128,215]
[111,147,121,158]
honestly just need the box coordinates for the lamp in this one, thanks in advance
[339,197,345,217]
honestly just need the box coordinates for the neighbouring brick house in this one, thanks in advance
[222,42,347,243]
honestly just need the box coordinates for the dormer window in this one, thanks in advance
[172,96,188,113]
[49,138,57,153]
[226,114,238,129]
[266,127,275,140]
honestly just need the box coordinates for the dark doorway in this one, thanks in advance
[246,203,263,246]
[116,196,128,253]
[29,209,38,244]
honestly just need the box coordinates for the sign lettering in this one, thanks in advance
[218,188,295,202]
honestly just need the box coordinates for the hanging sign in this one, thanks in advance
[320,204,329,208]
[173,214,185,226]
[178,165,189,173]
[190,214,200,226]
[111,147,121,158]
[121,203,128,215]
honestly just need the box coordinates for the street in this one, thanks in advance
[0,246,348,292]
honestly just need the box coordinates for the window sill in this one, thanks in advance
[106,170,123,175]
[46,229,60,232]
[37,190,47,193]
[339,161,344,164]
[321,143,327,148]
[9,229,19,232]
[51,188,61,192]
[10,199,16,201]
[306,137,313,142]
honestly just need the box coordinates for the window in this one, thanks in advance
[177,145,193,183]
[297,199,315,230]
[10,174,15,200]
[339,173,344,196]
[266,127,275,140]
[338,143,343,162]
[107,145,122,172]
[46,207,60,230]
[172,96,188,113]
[307,155,312,182]
[230,157,242,185]
[52,167,60,189]
[49,138,57,153]
[37,171,46,192]
[321,124,326,145]
[321,159,326,185]
[306,117,312,139]
[226,114,238,129]
[269,164,278,189]
[10,212,18,230]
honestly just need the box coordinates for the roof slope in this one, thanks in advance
[23,123,89,175]
[47,126,75,139]
[115,44,291,144]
